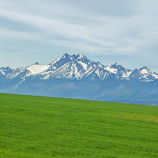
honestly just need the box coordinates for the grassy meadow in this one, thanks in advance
[0,93,158,158]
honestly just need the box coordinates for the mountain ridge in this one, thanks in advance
[1,53,158,82]
[0,53,158,105]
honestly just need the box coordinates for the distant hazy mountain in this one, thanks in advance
[0,53,158,105]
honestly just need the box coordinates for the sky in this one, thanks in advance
[0,0,158,72]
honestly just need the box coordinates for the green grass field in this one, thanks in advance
[0,93,158,158]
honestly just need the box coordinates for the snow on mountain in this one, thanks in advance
[152,73,158,79]
[1,53,158,82]
[5,63,50,80]
[105,65,117,74]
[26,63,50,75]
[41,58,90,80]
[7,67,30,80]
[0,69,5,75]
[0,67,12,76]
[1,54,158,106]
[0,70,5,76]
[129,67,156,82]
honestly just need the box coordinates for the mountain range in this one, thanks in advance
[0,53,158,105]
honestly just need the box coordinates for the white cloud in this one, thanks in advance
[0,0,158,70]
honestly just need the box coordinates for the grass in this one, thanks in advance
[0,93,158,158]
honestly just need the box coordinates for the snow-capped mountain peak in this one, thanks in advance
[111,62,119,67]
[34,62,40,65]
[1,54,158,82]
[0,67,13,76]
[1,54,158,106]
[139,66,151,74]
[72,54,87,61]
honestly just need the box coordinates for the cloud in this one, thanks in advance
[0,0,158,71]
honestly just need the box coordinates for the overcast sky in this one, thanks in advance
[0,0,158,71]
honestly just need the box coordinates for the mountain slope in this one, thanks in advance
[2,53,158,82]
[0,53,158,105]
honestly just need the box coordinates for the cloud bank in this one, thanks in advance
[0,0,158,71]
